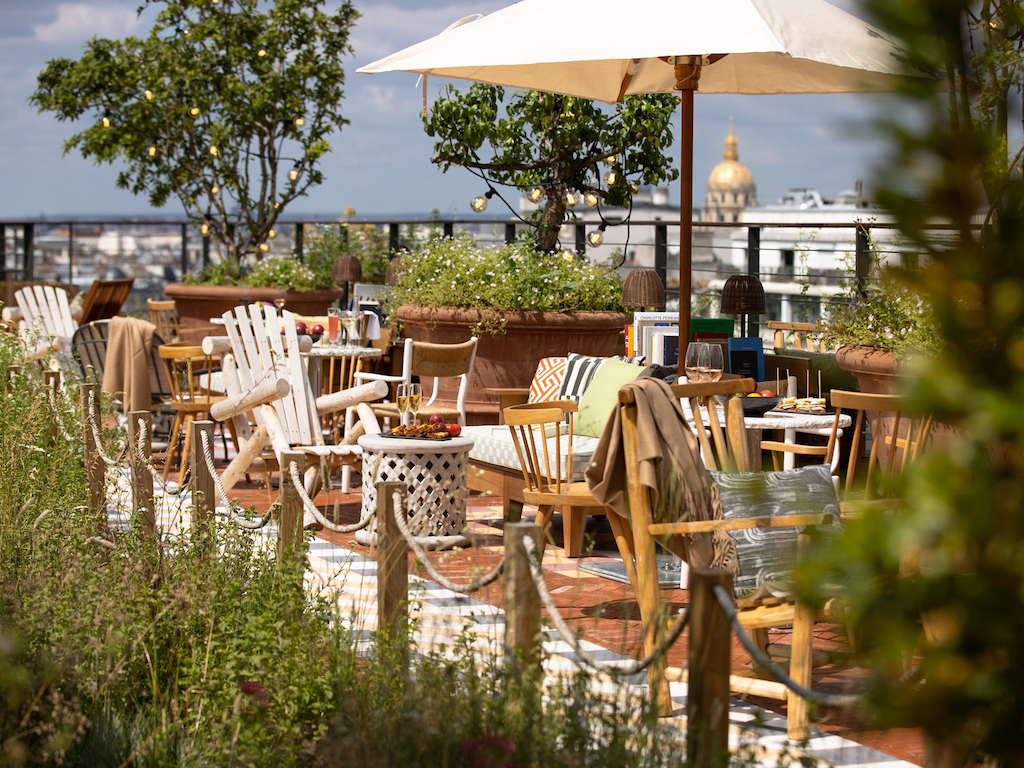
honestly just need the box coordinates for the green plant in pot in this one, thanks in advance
[389,233,629,422]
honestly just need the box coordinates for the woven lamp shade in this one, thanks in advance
[332,253,362,285]
[385,256,403,286]
[622,268,665,309]
[720,274,766,315]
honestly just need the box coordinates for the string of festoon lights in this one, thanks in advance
[469,155,636,253]
[92,16,313,253]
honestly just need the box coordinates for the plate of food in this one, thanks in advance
[739,391,784,417]
[380,421,452,440]
[776,397,827,413]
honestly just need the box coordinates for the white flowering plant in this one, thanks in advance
[388,234,625,333]
[822,268,942,359]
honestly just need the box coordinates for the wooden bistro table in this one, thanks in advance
[355,433,474,551]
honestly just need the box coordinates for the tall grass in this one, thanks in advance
[0,334,685,767]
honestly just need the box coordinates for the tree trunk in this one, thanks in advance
[536,188,568,252]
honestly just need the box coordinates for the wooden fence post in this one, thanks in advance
[127,410,156,539]
[503,522,542,670]
[279,451,305,564]
[190,420,215,553]
[376,481,408,647]
[687,568,733,768]
[79,382,105,525]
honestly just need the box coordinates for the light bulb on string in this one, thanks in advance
[525,185,544,203]
[470,188,496,213]
[294,117,304,126]
[289,168,299,181]
[259,243,269,251]
[603,168,618,186]
[148,145,156,157]
[144,89,153,100]
[191,107,200,116]
[268,229,276,238]
[584,191,600,208]
[561,250,575,262]
[211,184,219,194]
[587,224,608,248]
[257,48,267,57]
[564,189,580,207]
[629,182,639,194]
[209,146,218,156]
[101,116,110,127]
[201,224,209,235]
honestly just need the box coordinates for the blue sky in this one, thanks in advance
[0,0,894,219]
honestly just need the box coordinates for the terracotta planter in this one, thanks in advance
[835,344,902,395]
[164,283,347,325]
[397,305,629,425]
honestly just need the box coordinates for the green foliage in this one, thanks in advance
[388,234,626,334]
[798,0,1024,760]
[30,0,358,267]
[822,268,942,359]
[303,223,392,283]
[241,254,318,291]
[424,84,678,251]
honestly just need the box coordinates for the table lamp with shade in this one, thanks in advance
[621,268,665,310]
[332,253,362,310]
[719,273,765,337]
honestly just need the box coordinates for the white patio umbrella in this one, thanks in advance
[358,0,906,338]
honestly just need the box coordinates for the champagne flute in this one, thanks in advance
[705,344,724,382]
[684,342,707,383]
[396,384,411,427]
[407,383,422,427]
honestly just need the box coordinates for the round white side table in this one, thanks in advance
[355,434,475,551]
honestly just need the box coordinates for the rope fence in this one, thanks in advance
[287,459,375,534]
[522,535,688,677]
[712,584,864,709]
[389,488,504,594]
[199,429,272,530]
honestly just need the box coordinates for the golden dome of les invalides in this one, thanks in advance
[702,118,757,224]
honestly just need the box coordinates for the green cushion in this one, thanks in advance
[574,359,645,437]
[773,348,860,394]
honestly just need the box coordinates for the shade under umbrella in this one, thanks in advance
[358,0,907,340]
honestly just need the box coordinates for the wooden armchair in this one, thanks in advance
[592,379,838,739]
[767,320,826,353]
[79,278,134,324]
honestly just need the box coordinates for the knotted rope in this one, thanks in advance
[287,459,375,534]
[390,489,504,594]
[522,535,688,677]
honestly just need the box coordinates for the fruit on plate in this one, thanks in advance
[445,423,462,438]
[747,393,761,397]
[758,389,776,397]
[429,414,446,427]
[295,321,307,334]
[310,323,324,335]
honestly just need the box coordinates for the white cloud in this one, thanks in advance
[33,3,141,45]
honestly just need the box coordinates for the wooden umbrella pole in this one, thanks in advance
[675,56,701,347]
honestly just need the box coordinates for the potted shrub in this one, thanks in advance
[389,234,630,423]
[823,268,942,394]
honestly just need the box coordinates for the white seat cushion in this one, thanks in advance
[464,425,598,481]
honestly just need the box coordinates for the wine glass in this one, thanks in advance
[407,383,422,427]
[341,311,359,351]
[273,297,286,313]
[396,384,411,427]
[705,344,724,382]
[327,308,341,347]
[683,342,707,383]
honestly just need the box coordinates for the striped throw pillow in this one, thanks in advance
[557,353,609,403]
[527,357,568,403]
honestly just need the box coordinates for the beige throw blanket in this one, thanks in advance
[103,317,157,415]
[586,377,737,574]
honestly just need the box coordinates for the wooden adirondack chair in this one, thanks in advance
[205,304,388,523]
[2,285,80,362]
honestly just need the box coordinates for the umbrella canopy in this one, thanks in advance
[358,0,906,338]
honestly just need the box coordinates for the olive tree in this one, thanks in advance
[31,0,357,267]
[424,83,679,252]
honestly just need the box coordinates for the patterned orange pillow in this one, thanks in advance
[527,357,568,403]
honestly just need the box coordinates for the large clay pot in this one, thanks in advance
[164,283,347,325]
[835,344,902,395]
[396,304,629,425]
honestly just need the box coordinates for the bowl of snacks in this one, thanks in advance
[739,391,784,417]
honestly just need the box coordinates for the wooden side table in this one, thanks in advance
[355,434,474,551]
